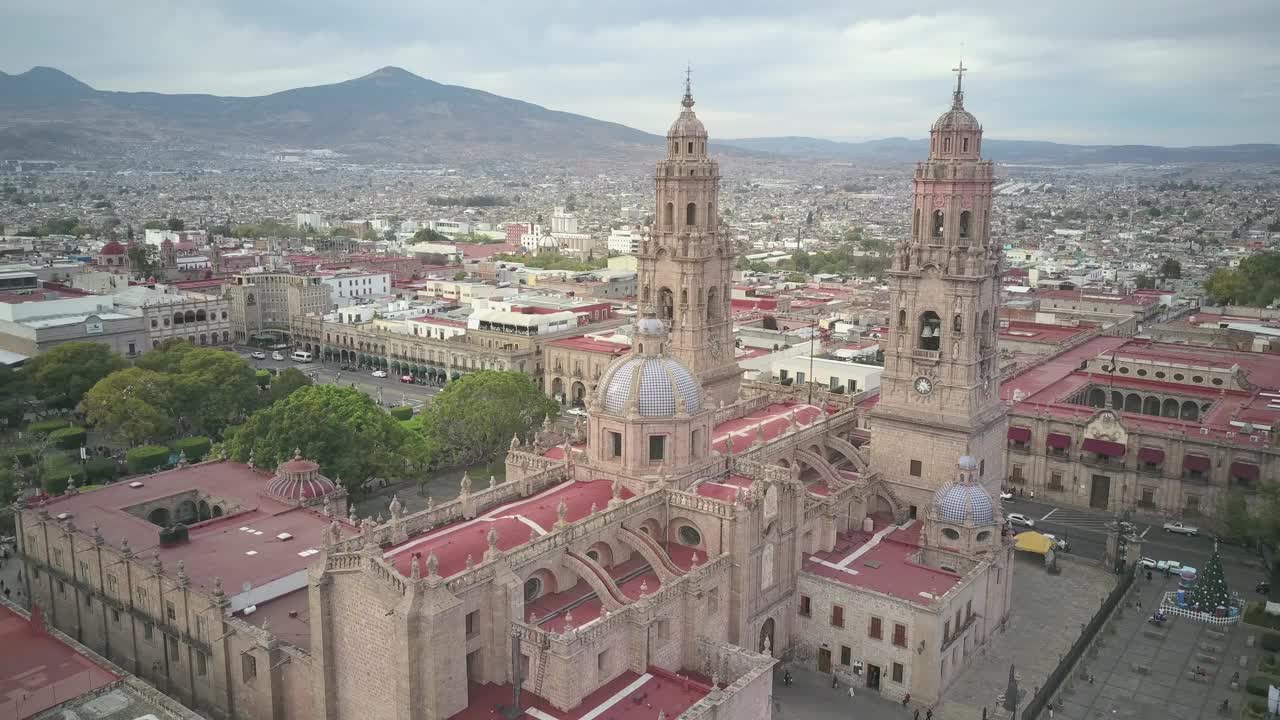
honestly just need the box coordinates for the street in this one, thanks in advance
[1001,496,1264,580]
[240,351,443,411]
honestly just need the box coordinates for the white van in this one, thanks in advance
[290,350,313,363]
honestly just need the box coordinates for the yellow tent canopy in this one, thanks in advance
[1014,531,1053,555]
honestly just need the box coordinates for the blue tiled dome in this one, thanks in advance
[933,481,995,525]
[598,356,701,416]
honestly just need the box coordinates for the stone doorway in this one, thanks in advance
[817,648,832,673]
[1090,474,1111,509]
[866,663,881,691]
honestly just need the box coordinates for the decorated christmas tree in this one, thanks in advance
[1192,541,1230,611]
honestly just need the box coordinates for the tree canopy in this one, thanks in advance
[220,385,428,493]
[411,228,451,243]
[412,370,557,468]
[1159,257,1182,279]
[266,368,314,406]
[493,252,605,272]
[82,368,176,445]
[26,342,128,411]
[1204,252,1280,306]
[134,342,261,436]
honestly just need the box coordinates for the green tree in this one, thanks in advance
[0,365,29,428]
[1014,216,1028,232]
[143,220,166,230]
[1134,274,1156,290]
[127,243,162,280]
[453,271,468,281]
[138,342,260,436]
[220,385,427,494]
[267,368,314,406]
[1217,490,1254,543]
[791,250,811,272]
[1203,252,1280,306]
[167,217,185,231]
[1191,543,1230,611]
[414,370,558,468]
[82,368,176,445]
[26,342,127,411]
[1159,258,1183,279]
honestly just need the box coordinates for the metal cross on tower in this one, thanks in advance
[952,60,967,106]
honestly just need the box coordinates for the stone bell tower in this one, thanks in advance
[635,70,740,406]
[870,64,1008,513]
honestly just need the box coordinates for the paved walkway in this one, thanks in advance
[1054,570,1256,720]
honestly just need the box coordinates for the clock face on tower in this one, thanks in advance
[914,377,933,396]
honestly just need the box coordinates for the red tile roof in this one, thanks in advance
[804,519,962,603]
[547,335,631,355]
[448,667,711,720]
[712,401,824,454]
[0,604,118,717]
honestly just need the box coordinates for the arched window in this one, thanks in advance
[918,311,941,351]
[962,137,969,153]
[913,208,920,239]
[678,525,702,546]
[942,528,960,540]
[659,287,674,320]
[199,334,207,346]
[173,312,184,325]
[959,211,971,239]
[664,203,674,228]
[523,577,542,602]
[707,287,719,321]
[932,210,944,238]
[687,141,694,154]
[686,202,696,227]
[680,288,688,305]
[898,310,907,327]
[196,309,207,321]
[184,310,196,323]
[953,314,963,333]
[943,137,952,153]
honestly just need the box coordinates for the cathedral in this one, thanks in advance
[15,68,1013,720]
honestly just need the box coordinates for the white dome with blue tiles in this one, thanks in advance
[932,456,995,526]
[598,355,702,416]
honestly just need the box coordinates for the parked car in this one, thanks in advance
[371,370,388,378]
[1139,557,1158,569]
[1257,581,1271,595]
[1163,522,1199,536]
[1007,513,1035,528]
[1042,533,1069,552]
[1156,560,1182,572]
[250,351,266,359]
[400,375,414,383]
[271,351,285,361]
[999,489,1013,501]
[566,407,588,417]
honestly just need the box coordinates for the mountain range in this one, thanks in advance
[1,66,1276,167]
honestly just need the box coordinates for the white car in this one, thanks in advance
[271,351,285,361]
[1156,560,1182,572]
[250,351,266,360]
[1007,513,1035,528]
[371,370,388,378]
[1042,533,1069,551]
[999,490,1014,501]
[1139,557,1158,569]
[1163,522,1199,536]
[565,407,588,417]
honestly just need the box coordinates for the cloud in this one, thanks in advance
[1,0,1276,145]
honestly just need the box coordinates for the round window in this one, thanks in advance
[1211,378,1223,386]
[1119,367,1130,374]
[1192,375,1204,383]
[976,530,992,542]
[678,525,702,546]
[1137,369,1147,377]
[586,549,600,563]
[523,577,542,602]
[1155,371,1166,379]
[1174,373,1185,381]
[941,528,961,540]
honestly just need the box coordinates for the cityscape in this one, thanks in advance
[0,5,1278,720]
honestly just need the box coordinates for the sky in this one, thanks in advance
[3,0,1278,146]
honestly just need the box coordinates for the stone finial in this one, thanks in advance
[639,579,648,595]
[212,576,224,597]
[690,552,700,568]
[293,448,302,460]
[511,433,521,450]
[555,497,569,528]
[724,435,735,458]
[322,494,332,518]
[151,550,162,574]
[756,423,766,443]
[389,494,402,518]
[360,516,376,537]
[348,504,358,524]
[763,635,772,655]
[460,471,472,496]
[658,712,666,720]
[426,552,439,578]
[487,526,500,551]
[410,553,422,580]
[465,554,474,570]
[489,475,497,490]
[121,537,133,558]
[92,522,104,546]
[564,610,574,628]
[611,477,622,501]
[177,560,189,586]
[247,450,255,469]
[589,502,598,515]
[426,496,435,512]
[542,414,553,431]
[375,513,384,525]
[177,449,189,467]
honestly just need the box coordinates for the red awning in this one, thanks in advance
[1082,438,1126,457]
[1046,432,1072,449]
[1183,454,1211,472]
[1137,447,1165,465]
[1008,426,1032,443]
[1230,462,1260,481]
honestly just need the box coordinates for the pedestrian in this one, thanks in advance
[903,693,911,707]
[1088,674,1095,685]
[3,589,8,599]
[926,709,933,720]
[915,711,920,720]
[1136,599,1142,610]
[1048,704,1054,719]
[847,686,855,699]
[1030,490,1035,500]
[832,673,838,689]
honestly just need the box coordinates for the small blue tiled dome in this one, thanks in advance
[933,481,995,525]
[598,355,701,416]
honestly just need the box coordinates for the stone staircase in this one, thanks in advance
[619,526,682,582]
[563,551,629,609]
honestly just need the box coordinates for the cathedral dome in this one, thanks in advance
[932,107,980,132]
[932,457,994,525]
[597,355,702,416]
[267,450,337,501]
[668,79,707,139]
[100,240,127,256]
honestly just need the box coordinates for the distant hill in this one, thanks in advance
[1,66,1275,166]
[717,136,1280,165]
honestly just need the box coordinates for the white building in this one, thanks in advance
[319,269,391,302]
[550,207,578,235]
[296,213,326,231]
[430,220,472,238]
[772,355,882,395]
[466,308,575,336]
[607,226,641,255]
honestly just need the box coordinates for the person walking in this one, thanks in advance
[926,709,933,720]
